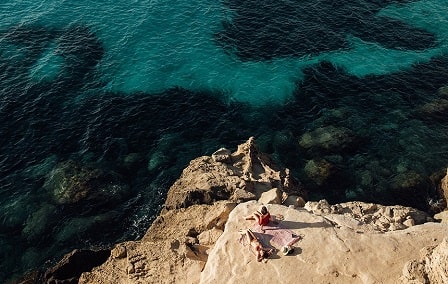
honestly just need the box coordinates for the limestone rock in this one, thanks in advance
[259,188,282,204]
[230,188,256,202]
[44,138,448,284]
[403,217,415,228]
[211,147,232,163]
[304,200,430,232]
[200,202,446,284]
[79,201,236,284]
[424,238,448,283]
[164,137,305,210]
[400,238,448,283]
[433,210,448,223]
[111,244,127,259]
[304,199,331,214]
[440,168,448,206]
[282,194,305,208]
[198,228,224,246]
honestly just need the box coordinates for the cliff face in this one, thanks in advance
[42,138,448,284]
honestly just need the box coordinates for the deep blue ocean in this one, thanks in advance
[1,0,448,282]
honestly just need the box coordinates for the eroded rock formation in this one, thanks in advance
[41,138,448,284]
[163,136,305,210]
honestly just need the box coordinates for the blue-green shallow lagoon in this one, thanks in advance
[1,0,448,281]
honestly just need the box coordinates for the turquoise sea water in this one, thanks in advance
[1,0,448,281]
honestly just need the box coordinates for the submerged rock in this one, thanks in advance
[437,85,448,97]
[299,125,359,153]
[390,171,431,211]
[23,154,58,178]
[304,158,335,186]
[43,160,129,206]
[417,98,448,117]
[22,203,56,241]
[415,86,448,120]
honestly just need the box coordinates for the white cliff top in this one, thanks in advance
[200,201,447,284]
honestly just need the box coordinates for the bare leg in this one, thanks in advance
[245,211,261,221]
[244,214,255,220]
[250,229,260,240]
[246,229,256,242]
[253,212,262,223]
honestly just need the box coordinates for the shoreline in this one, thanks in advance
[22,137,448,283]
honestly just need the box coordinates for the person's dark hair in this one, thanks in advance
[260,206,268,215]
[262,251,268,258]
[261,249,272,259]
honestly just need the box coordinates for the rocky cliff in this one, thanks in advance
[40,138,448,284]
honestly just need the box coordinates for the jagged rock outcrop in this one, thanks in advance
[164,136,305,210]
[42,138,448,284]
[304,199,432,232]
[77,137,305,283]
[79,201,235,284]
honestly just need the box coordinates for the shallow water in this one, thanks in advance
[1,0,448,281]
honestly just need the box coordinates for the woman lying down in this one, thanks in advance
[239,228,274,262]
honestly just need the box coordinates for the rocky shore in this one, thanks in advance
[24,138,448,283]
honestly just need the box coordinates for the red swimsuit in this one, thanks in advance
[258,213,270,226]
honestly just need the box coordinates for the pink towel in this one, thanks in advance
[252,222,301,248]
[237,229,275,251]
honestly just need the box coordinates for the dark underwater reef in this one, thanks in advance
[215,0,436,60]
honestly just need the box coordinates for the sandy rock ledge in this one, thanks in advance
[40,138,448,284]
